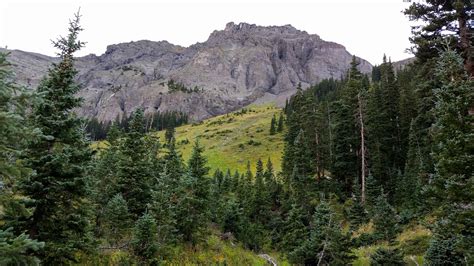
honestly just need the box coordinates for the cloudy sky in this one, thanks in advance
[0,0,414,65]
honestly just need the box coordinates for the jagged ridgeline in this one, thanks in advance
[1,22,371,124]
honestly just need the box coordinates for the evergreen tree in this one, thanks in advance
[277,112,284,132]
[281,204,308,255]
[373,191,399,242]
[176,140,211,243]
[425,235,464,265]
[367,56,402,201]
[131,213,159,264]
[330,57,363,196]
[20,13,94,263]
[0,228,44,266]
[165,125,175,144]
[289,201,354,265]
[269,115,276,135]
[404,0,473,75]
[117,109,152,217]
[425,49,474,264]
[365,173,380,211]
[252,159,271,227]
[347,179,368,230]
[0,52,43,262]
[0,52,38,191]
[370,247,404,266]
[149,165,178,247]
[103,193,131,246]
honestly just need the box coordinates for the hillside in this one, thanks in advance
[156,105,285,173]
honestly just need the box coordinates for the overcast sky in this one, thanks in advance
[0,0,414,65]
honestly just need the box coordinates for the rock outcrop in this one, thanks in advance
[2,22,372,121]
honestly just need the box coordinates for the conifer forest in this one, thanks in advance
[0,1,473,265]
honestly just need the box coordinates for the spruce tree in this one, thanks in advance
[252,159,271,226]
[132,213,159,264]
[425,49,474,264]
[177,140,211,243]
[281,204,308,255]
[348,179,368,231]
[20,12,94,263]
[290,201,354,265]
[367,56,402,201]
[373,191,399,242]
[0,52,43,262]
[370,247,404,266]
[149,165,178,247]
[330,57,363,196]
[0,228,44,265]
[117,109,152,217]
[404,0,473,75]
[277,112,284,132]
[269,115,277,135]
[103,193,131,246]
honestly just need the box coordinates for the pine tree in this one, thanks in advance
[0,228,44,265]
[404,0,473,75]
[425,49,474,264]
[348,179,368,230]
[281,204,308,255]
[370,247,404,266]
[290,201,354,265]
[149,165,178,247]
[277,112,284,132]
[132,213,159,264]
[20,12,94,263]
[367,56,402,201]
[0,52,38,191]
[269,115,276,135]
[365,173,380,211]
[0,52,43,262]
[425,235,464,265]
[177,140,211,243]
[373,191,399,242]
[165,125,175,144]
[117,109,152,217]
[252,159,271,226]
[103,193,131,246]
[330,56,363,196]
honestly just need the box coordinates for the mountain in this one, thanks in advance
[2,22,372,122]
[392,57,415,72]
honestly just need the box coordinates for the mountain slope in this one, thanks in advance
[155,105,284,173]
[2,22,372,122]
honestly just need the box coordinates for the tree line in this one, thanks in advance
[86,110,188,141]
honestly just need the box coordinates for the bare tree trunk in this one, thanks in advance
[316,129,321,180]
[357,92,367,204]
[456,0,474,76]
[327,104,333,159]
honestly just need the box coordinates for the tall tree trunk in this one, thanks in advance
[357,92,367,204]
[456,0,474,76]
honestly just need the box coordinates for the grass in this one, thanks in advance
[351,222,431,265]
[155,105,285,173]
[79,228,289,265]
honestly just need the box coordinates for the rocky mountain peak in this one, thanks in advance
[4,23,373,122]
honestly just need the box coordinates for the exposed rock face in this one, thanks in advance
[392,57,415,72]
[2,22,372,121]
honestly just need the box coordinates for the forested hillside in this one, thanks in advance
[1,1,472,265]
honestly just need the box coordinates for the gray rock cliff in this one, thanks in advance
[2,22,373,121]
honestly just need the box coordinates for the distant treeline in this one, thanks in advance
[86,110,188,140]
[167,79,203,93]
